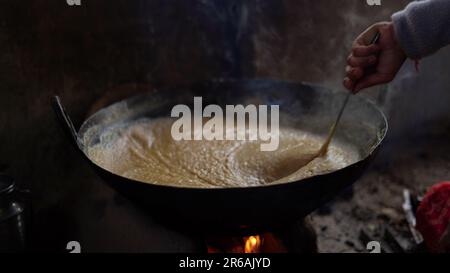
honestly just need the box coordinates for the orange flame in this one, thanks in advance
[244,235,262,253]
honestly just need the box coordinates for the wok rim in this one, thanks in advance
[78,78,388,192]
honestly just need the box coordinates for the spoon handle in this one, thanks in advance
[319,32,380,156]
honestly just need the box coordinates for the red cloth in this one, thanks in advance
[416,182,450,252]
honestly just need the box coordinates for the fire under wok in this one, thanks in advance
[52,79,387,234]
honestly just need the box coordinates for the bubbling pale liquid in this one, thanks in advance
[87,117,360,188]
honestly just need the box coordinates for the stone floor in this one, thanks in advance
[311,119,450,253]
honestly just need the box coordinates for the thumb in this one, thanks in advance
[353,73,391,93]
[356,22,389,46]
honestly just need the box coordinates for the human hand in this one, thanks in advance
[343,22,406,93]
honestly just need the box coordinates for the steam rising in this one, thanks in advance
[245,0,409,90]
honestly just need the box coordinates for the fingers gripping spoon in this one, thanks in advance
[318,32,380,157]
[279,32,381,181]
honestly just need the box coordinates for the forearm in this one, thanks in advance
[392,0,450,59]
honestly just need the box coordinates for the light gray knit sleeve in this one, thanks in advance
[392,0,450,59]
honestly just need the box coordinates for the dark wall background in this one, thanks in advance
[1,0,414,211]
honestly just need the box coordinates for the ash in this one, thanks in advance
[311,119,450,253]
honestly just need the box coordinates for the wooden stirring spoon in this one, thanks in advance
[318,32,380,157]
[276,32,381,182]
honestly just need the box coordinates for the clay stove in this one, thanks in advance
[204,219,318,254]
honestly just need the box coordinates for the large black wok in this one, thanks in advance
[52,79,387,234]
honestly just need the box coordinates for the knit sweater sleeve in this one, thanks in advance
[392,0,450,59]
